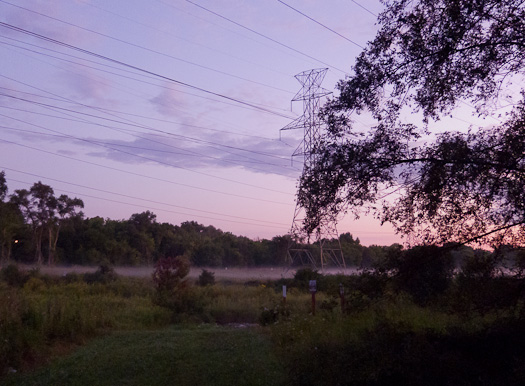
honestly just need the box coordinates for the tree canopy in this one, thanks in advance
[299,0,525,247]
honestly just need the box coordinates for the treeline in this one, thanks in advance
[0,172,370,267]
[4,204,368,267]
[0,172,508,267]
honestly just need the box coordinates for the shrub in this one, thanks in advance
[389,245,454,305]
[198,269,215,287]
[293,268,322,292]
[344,290,371,314]
[84,263,118,284]
[0,264,28,288]
[152,256,195,317]
[152,256,190,292]
[259,304,290,326]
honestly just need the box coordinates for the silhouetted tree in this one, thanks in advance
[0,172,24,262]
[10,181,82,264]
[299,0,525,247]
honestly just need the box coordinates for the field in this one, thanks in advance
[3,262,525,385]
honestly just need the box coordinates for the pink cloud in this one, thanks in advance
[150,85,189,117]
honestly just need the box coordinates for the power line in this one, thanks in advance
[0,82,286,142]
[79,0,293,79]
[0,33,293,120]
[7,177,289,230]
[0,138,293,204]
[0,0,293,95]
[0,111,292,194]
[0,44,296,162]
[0,114,298,176]
[184,0,349,74]
[155,0,319,71]
[0,43,294,122]
[0,91,299,173]
[1,167,289,226]
[0,115,297,175]
[0,21,293,119]
[349,0,378,17]
[277,0,365,49]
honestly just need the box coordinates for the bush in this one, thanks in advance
[198,269,215,287]
[152,256,195,318]
[389,245,454,305]
[292,268,322,292]
[343,290,371,314]
[84,263,118,284]
[152,256,190,292]
[278,317,525,386]
[259,304,290,326]
[0,264,28,288]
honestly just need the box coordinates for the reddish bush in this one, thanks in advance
[152,256,190,292]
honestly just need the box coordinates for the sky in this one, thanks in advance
[0,0,402,245]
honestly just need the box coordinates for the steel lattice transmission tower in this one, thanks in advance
[281,68,346,271]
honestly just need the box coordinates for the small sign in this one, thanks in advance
[309,280,317,293]
[282,285,287,298]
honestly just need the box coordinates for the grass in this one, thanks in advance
[4,264,525,385]
[0,276,172,375]
[3,325,285,386]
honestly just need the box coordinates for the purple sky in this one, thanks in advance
[0,0,404,245]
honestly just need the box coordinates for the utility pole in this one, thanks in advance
[281,68,345,272]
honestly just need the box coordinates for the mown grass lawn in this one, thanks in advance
[3,325,285,386]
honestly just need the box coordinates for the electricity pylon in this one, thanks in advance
[281,68,346,272]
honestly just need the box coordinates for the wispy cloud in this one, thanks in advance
[84,132,301,177]
[149,85,189,117]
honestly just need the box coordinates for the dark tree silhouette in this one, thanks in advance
[0,172,24,262]
[300,0,525,247]
[10,181,83,264]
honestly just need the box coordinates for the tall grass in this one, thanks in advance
[0,276,171,375]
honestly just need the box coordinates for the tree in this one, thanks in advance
[300,0,525,247]
[10,181,83,265]
[10,183,55,264]
[128,212,156,264]
[48,194,84,265]
[0,172,24,262]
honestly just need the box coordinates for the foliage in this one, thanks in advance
[9,180,83,265]
[1,264,29,288]
[151,256,195,317]
[83,263,118,284]
[259,304,290,326]
[0,275,171,377]
[386,245,455,305]
[2,171,377,268]
[0,173,24,263]
[6,258,525,384]
[274,316,525,386]
[299,0,525,247]
[197,269,215,286]
[152,256,190,293]
[292,267,322,291]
